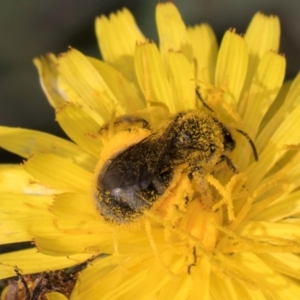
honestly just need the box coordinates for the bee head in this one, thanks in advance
[170,113,233,161]
[220,125,236,153]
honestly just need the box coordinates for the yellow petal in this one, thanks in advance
[253,190,300,222]
[166,51,195,111]
[156,277,190,300]
[88,57,145,112]
[259,253,300,280]
[46,292,69,300]
[0,164,55,194]
[34,226,154,257]
[245,12,280,77]
[95,8,145,82]
[1,218,31,244]
[235,253,300,299]
[56,103,103,158]
[259,80,292,131]
[243,52,286,138]
[215,30,248,106]
[72,254,156,300]
[33,53,66,109]
[28,216,109,242]
[0,193,52,244]
[238,221,300,240]
[245,13,280,56]
[156,3,192,62]
[25,216,112,256]
[71,255,122,299]
[190,257,210,300]
[134,42,173,112]
[0,126,96,172]
[50,193,98,220]
[34,235,104,256]
[235,52,285,169]
[134,258,176,298]
[23,153,93,193]
[210,272,238,300]
[240,13,281,99]
[0,248,91,279]
[187,24,218,84]
[257,72,300,152]
[231,280,265,299]
[248,103,300,188]
[58,49,125,124]
[276,157,300,193]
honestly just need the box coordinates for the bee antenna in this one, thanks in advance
[235,129,259,161]
[195,86,258,161]
[195,86,214,113]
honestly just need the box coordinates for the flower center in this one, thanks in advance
[183,200,222,252]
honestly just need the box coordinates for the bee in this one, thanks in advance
[94,88,258,224]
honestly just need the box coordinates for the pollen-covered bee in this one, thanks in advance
[94,89,258,224]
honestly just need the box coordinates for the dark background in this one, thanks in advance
[1,0,300,163]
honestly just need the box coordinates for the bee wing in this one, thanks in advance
[101,132,174,191]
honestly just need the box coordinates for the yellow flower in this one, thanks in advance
[1,3,300,299]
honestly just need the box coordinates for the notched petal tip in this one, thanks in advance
[57,46,74,59]
[136,39,154,46]
[245,11,280,56]
[156,2,192,62]
[57,48,124,124]
[33,53,66,109]
[95,7,145,68]
[54,101,70,115]
[253,11,280,23]
[168,48,182,54]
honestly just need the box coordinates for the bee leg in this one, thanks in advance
[187,247,197,274]
[218,155,238,173]
[195,86,214,113]
[188,165,213,206]
[113,115,150,129]
[99,115,150,134]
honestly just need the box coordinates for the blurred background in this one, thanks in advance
[1,0,300,164]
